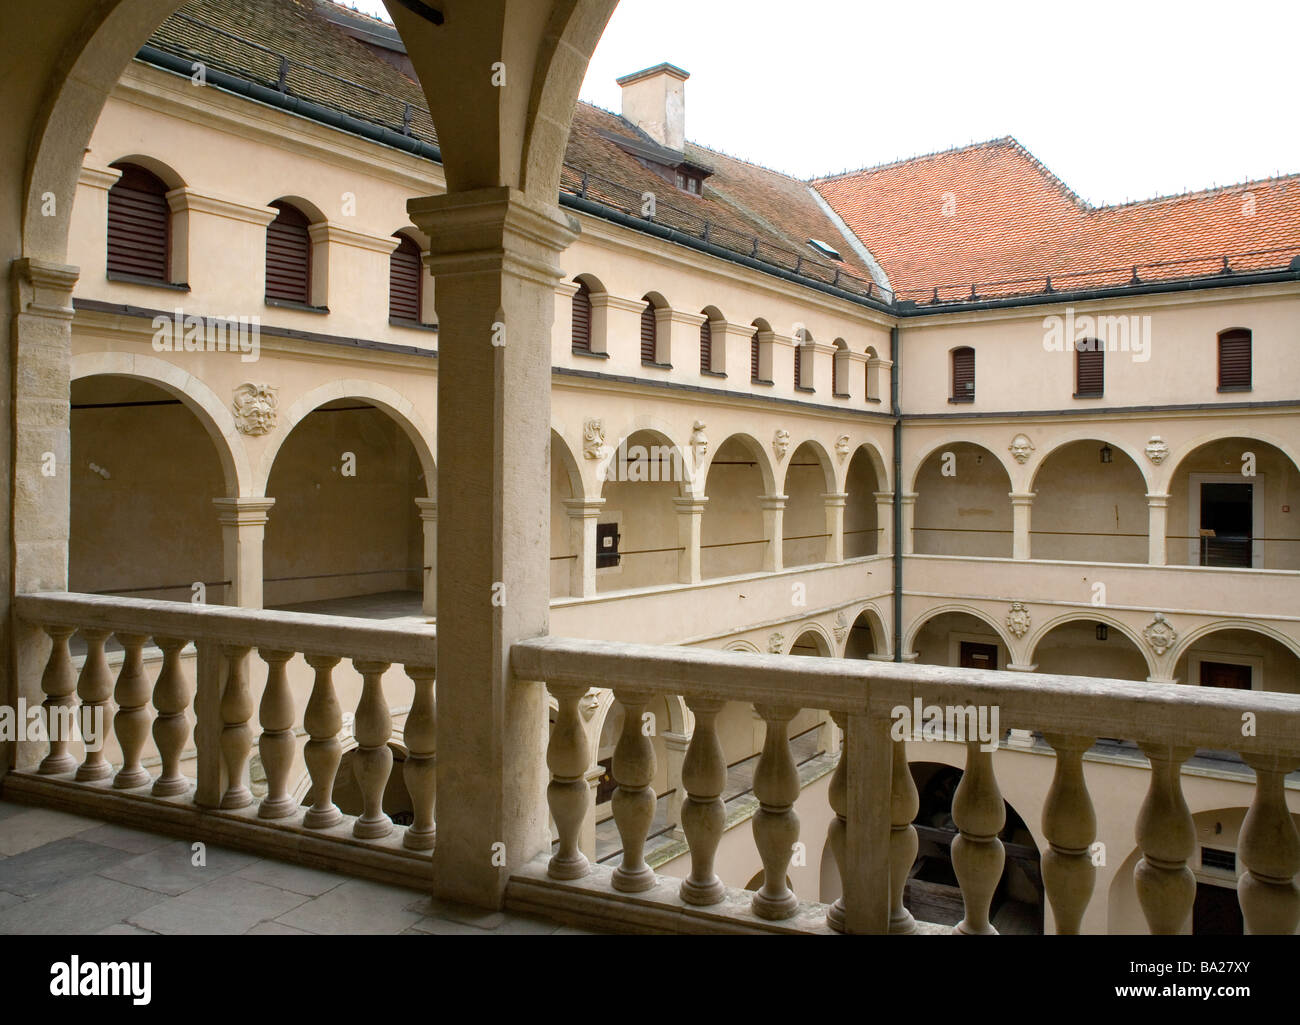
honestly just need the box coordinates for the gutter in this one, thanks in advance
[890,325,903,663]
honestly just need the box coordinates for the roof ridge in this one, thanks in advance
[1090,171,1300,214]
[316,0,394,27]
[810,136,1019,182]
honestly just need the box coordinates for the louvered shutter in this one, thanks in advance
[265,201,312,305]
[952,347,975,400]
[1218,330,1251,389]
[640,302,657,363]
[569,281,592,352]
[389,234,422,323]
[750,332,761,380]
[832,351,841,394]
[794,341,803,389]
[1075,339,1104,396]
[699,317,712,373]
[107,164,170,281]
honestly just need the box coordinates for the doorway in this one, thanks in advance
[960,642,998,671]
[1200,661,1252,690]
[1199,482,1252,567]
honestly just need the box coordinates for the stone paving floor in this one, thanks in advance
[0,798,594,935]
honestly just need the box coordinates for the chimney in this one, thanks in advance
[617,63,689,152]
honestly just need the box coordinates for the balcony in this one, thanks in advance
[7,590,1299,935]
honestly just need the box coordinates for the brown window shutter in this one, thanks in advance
[571,281,592,352]
[699,317,712,372]
[1075,338,1104,396]
[640,302,657,363]
[832,352,841,394]
[388,234,422,323]
[750,332,761,380]
[1218,329,1251,389]
[265,201,312,305]
[952,347,975,400]
[794,341,803,389]
[107,163,170,281]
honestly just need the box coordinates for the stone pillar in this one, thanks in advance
[1146,492,1168,567]
[673,497,707,584]
[213,497,275,609]
[410,186,577,908]
[899,492,918,556]
[415,497,437,615]
[873,491,894,556]
[563,497,603,598]
[822,492,847,563]
[581,764,603,862]
[10,259,77,772]
[663,729,690,837]
[1010,491,1035,561]
[761,495,787,572]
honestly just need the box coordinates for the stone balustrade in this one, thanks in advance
[514,635,1300,935]
[11,592,437,888]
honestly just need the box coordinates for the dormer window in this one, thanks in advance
[808,239,842,261]
[676,169,704,195]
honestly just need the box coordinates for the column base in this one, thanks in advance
[220,786,254,810]
[302,804,343,829]
[547,852,590,881]
[74,761,114,783]
[612,864,656,893]
[353,814,394,840]
[37,754,77,775]
[151,775,190,798]
[403,825,437,851]
[752,889,799,920]
[113,767,152,790]
[679,875,725,906]
[256,795,298,819]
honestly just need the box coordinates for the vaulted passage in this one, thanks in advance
[1031,440,1147,563]
[913,444,1012,558]
[702,435,767,579]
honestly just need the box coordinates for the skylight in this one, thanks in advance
[808,238,842,261]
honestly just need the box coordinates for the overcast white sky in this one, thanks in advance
[341,0,1299,206]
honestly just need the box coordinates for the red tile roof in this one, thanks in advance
[813,138,1300,302]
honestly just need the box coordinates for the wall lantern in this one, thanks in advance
[1099,444,1113,464]
[1096,623,1109,641]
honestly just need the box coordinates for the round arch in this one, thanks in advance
[550,426,585,501]
[849,441,890,494]
[843,602,889,659]
[910,437,1016,494]
[698,431,777,498]
[257,379,436,496]
[1029,436,1153,494]
[904,603,1014,659]
[1168,619,1300,667]
[1164,429,1300,488]
[1025,611,1156,679]
[267,193,328,226]
[789,623,834,657]
[71,351,250,497]
[779,437,836,495]
[599,423,693,498]
[109,153,186,190]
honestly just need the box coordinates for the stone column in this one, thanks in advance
[1146,492,1168,566]
[562,497,603,598]
[410,187,577,908]
[673,497,707,584]
[873,491,894,556]
[822,492,847,563]
[581,764,603,862]
[899,492,918,556]
[1010,491,1035,561]
[663,729,690,838]
[414,497,437,615]
[10,259,78,772]
[760,495,787,572]
[213,497,275,609]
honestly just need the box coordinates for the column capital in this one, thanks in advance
[672,496,708,515]
[213,496,275,526]
[12,257,79,320]
[760,494,789,511]
[414,497,438,521]
[562,497,605,519]
[663,730,691,752]
[408,186,579,286]
[1009,491,1037,504]
[1006,663,1039,672]
[1145,492,1170,507]
[898,492,918,506]
[821,491,849,507]
[873,491,894,501]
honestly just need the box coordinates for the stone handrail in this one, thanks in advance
[514,634,1300,935]
[12,592,439,878]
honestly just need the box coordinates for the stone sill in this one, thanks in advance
[106,272,190,292]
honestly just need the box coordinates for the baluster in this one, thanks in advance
[825,711,848,931]
[1134,743,1195,934]
[751,704,800,920]
[218,645,254,808]
[1237,753,1300,935]
[403,665,437,850]
[889,735,919,934]
[112,633,152,789]
[1041,733,1097,934]
[610,689,656,892]
[74,628,115,781]
[352,660,394,839]
[255,649,296,818]
[150,636,193,797]
[36,625,77,774]
[546,682,592,879]
[301,654,343,828]
[680,697,726,905]
[952,740,1005,935]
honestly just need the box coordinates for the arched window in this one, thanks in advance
[640,299,659,364]
[699,315,712,373]
[1074,337,1104,397]
[107,163,170,282]
[750,330,761,382]
[265,201,312,305]
[388,233,422,324]
[794,328,812,390]
[951,346,975,401]
[570,280,593,352]
[1217,328,1251,391]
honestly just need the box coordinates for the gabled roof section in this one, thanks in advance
[814,137,1300,301]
